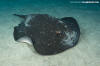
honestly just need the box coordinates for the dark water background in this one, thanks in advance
[0,0,100,12]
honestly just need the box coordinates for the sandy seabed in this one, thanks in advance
[0,0,100,66]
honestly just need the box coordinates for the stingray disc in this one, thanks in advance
[13,14,80,55]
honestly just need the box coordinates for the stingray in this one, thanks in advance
[13,14,80,55]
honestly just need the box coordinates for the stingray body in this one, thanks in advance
[13,14,80,55]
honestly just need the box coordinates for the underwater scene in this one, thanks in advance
[0,0,100,66]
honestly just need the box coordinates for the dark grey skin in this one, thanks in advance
[13,14,80,55]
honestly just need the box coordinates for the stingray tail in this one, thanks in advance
[13,14,26,19]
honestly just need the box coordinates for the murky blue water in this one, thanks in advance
[0,0,100,11]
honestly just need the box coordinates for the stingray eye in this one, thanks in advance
[56,31,61,34]
[56,31,62,36]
